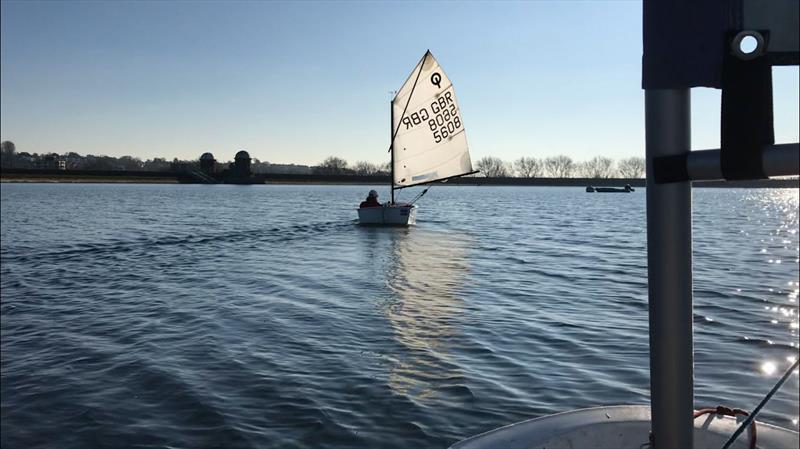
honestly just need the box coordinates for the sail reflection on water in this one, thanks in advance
[383,228,473,404]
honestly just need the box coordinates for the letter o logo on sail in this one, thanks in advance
[430,72,442,88]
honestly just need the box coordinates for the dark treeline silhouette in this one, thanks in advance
[313,154,645,178]
[312,156,390,176]
[1,141,190,172]
[1,141,646,178]
[0,142,314,175]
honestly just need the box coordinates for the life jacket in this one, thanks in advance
[360,198,381,208]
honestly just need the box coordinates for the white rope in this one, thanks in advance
[409,186,432,205]
[721,358,800,449]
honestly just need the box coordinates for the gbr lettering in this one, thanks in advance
[399,91,462,144]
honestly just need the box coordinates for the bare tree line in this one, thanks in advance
[475,155,646,179]
[315,154,644,178]
[313,156,390,175]
[1,140,645,179]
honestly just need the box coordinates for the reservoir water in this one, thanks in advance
[1,183,798,448]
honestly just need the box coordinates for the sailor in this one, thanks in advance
[359,190,382,208]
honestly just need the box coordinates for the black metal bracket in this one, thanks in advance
[720,30,773,181]
[653,154,690,184]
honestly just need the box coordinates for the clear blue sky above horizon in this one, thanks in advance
[1,1,798,165]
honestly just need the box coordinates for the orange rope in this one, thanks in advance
[694,406,756,449]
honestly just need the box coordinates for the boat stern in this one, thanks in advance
[357,204,417,226]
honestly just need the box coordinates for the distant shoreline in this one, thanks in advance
[1,168,797,188]
[1,176,180,184]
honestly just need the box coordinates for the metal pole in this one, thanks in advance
[645,89,694,449]
[390,99,395,205]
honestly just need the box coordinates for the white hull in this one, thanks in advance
[450,405,798,449]
[357,204,417,225]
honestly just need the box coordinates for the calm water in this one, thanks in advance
[1,183,798,448]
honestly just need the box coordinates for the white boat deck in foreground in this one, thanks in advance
[450,405,799,449]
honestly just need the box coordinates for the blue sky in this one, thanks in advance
[1,1,797,165]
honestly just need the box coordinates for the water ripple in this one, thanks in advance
[1,184,798,448]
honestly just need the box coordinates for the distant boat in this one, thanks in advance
[358,50,477,226]
[586,184,635,193]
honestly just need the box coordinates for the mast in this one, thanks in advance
[389,51,428,203]
[390,99,395,204]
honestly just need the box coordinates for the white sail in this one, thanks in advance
[392,51,473,188]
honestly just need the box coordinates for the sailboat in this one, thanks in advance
[357,50,477,225]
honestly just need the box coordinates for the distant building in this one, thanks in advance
[192,149,260,184]
[232,150,251,176]
[200,152,216,174]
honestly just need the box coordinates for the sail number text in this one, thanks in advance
[400,91,462,143]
